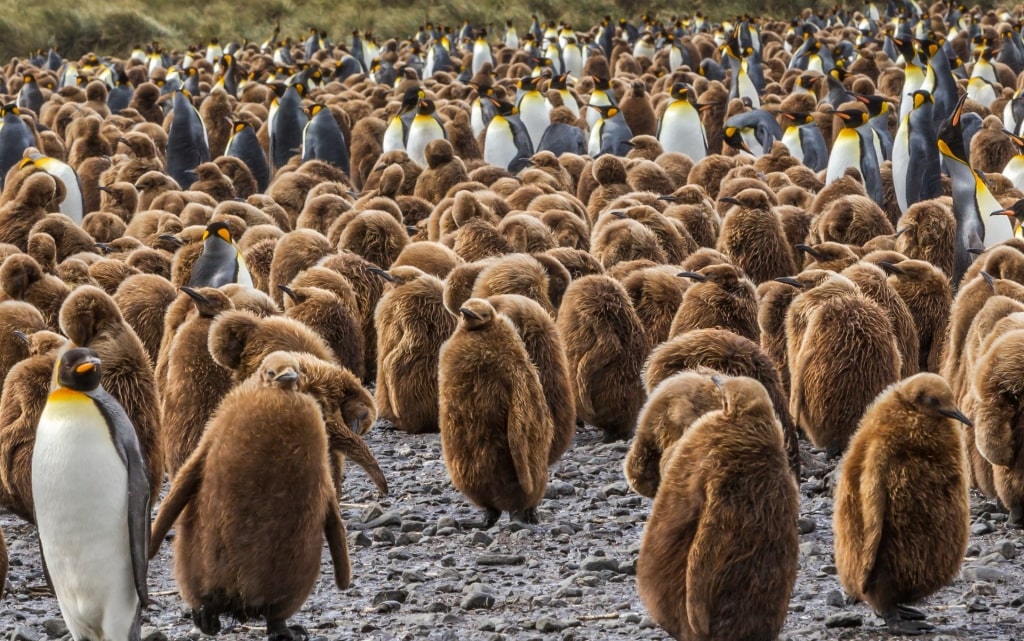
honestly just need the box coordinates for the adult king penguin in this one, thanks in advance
[588,104,633,158]
[302,104,350,176]
[32,347,149,641]
[938,94,1013,286]
[483,98,533,173]
[516,76,550,151]
[166,90,210,189]
[657,83,708,162]
[225,121,271,193]
[826,108,882,203]
[189,221,254,288]
[269,85,307,170]
[20,151,85,224]
[406,98,446,167]
[383,87,425,154]
[723,109,782,157]
[0,104,35,189]
[780,111,828,171]
[892,90,941,214]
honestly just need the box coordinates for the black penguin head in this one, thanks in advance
[491,98,517,117]
[416,98,437,115]
[937,92,970,161]
[400,87,425,112]
[834,109,868,128]
[781,111,813,125]
[203,221,235,245]
[55,347,102,392]
[517,76,540,91]
[669,82,691,100]
[590,104,619,119]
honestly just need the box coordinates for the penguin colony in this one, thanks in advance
[4,3,1024,639]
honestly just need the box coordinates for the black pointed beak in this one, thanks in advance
[774,276,804,287]
[894,226,910,237]
[967,247,985,255]
[938,407,973,427]
[368,267,396,282]
[610,210,627,219]
[159,234,186,247]
[719,196,741,206]
[795,243,821,259]
[877,261,904,275]
[980,270,996,289]
[12,330,29,345]
[278,284,298,302]
[97,185,114,194]
[180,286,209,304]
[677,271,707,281]
[275,369,299,383]
[459,306,481,320]
[710,373,725,389]
[657,195,677,202]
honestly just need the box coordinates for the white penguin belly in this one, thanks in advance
[382,116,406,154]
[782,126,804,163]
[406,117,444,166]
[471,101,485,138]
[519,94,550,149]
[891,120,911,213]
[1003,156,1024,191]
[485,119,516,169]
[33,398,137,641]
[586,93,611,129]
[826,130,861,184]
[659,105,706,161]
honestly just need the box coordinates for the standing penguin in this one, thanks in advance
[892,90,941,213]
[780,111,828,172]
[716,188,797,284]
[188,221,254,288]
[16,73,43,115]
[826,108,882,204]
[270,85,308,170]
[657,83,707,162]
[835,373,970,634]
[406,98,446,167]
[0,105,35,189]
[166,90,210,189]
[302,104,350,176]
[438,298,553,527]
[383,87,424,154]
[515,76,550,151]
[225,121,271,193]
[20,152,85,224]
[588,104,633,158]
[483,99,533,173]
[637,375,798,641]
[33,347,149,641]
[722,109,782,157]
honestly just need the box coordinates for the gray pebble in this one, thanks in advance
[797,517,817,535]
[461,592,496,610]
[141,628,167,641]
[963,566,1009,582]
[41,620,67,639]
[580,556,620,572]
[10,627,37,641]
[535,617,567,633]
[825,590,845,607]
[971,521,995,535]
[365,510,403,529]
[997,539,1018,560]
[823,612,863,628]
[373,588,409,604]
[476,554,526,566]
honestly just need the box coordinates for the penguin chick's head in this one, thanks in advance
[895,372,973,427]
[713,374,775,421]
[458,297,495,330]
[55,347,102,392]
[258,351,301,391]
[203,221,235,244]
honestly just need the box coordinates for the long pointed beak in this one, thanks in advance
[367,267,396,282]
[459,307,481,320]
[795,243,822,259]
[180,286,209,304]
[677,271,707,281]
[938,407,973,427]
[775,276,804,288]
[877,261,904,275]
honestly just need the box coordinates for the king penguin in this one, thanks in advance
[892,90,941,213]
[269,84,307,170]
[826,108,882,203]
[469,82,496,138]
[302,103,350,176]
[16,74,43,115]
[484,98,533,173]
[657,82,708,162]
[383,87,425,154]
[225,120,271,193]
[780,111,828,171]
[0,104,35,189]
[1003,131,1024,192]
[549,73,579,118]
[895,38,926,122]
[472,29,494,76]
[938,93,1013,287]
[32,347,149,641]
[20,152,85,224]
[588,104,633,158]
[586,76,615,130]
[516,76,550,151]
[723,109,783,157]
[166,90,210,189]
[189,221,254,288]
[406,98,447,167]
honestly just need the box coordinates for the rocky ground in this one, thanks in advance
[1,421,1023,641]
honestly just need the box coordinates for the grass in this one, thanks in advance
[0,0,827,62]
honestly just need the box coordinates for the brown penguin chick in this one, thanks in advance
[715,188,797,284]
[112,273,178,365]
[686,155,735,201]
[349,117,386,190]
[0,253,69,331]
[0,329,67,521]
[637,375,799,641]
[135,171,181,212]
[970,115,1016,173]
[127,82,163,123]
[813,194,895,246]
[372,266,456,434]
[27,232,58,275]
[98,181,139,222]
[160,287,235,478]
[626,159,675,194]
[539,209,590,251]
[470,253,555,316]
[789,275,902,457]
[318,252,388,383]
[894,199,956,276]
[973,325,1024,524]
[339,210,409,269]
[78,157,111,214]
[279,284,363,375]
[616,206,696,264]
[834,373,970,634]
[445,216,513,262]
[87,258,141,295]
[127,247,173,280]
[488,293,575,465]
[414,139,469,204]
[0,173,56,250]
[149,352,352,639]
[438,298,553,527]
[214,156,259,200]
[391,241,462,279]
[363,151,421,196]
[296,194,352,236]
[585,155,632,224]
[82,212,127,244]
[198,87,233,158]
[618,80,657,137]
[31,214,98,261]
[207,309,335,384]
[114,136,164,187]
[498,214,557,254]
[557,275,649,442]
[544,247,604,280]
[266,229,335,307]
[0,301,47,395]
[671,264,760,342]
[625,135,663,161]
[591,217,667,269]
[757,279,805,395]
[842,262,921,378]
[881,260,952,373]
[963,243,1024,290]
[624,370,721,498]
[621,266,688,348]
[58,285,163,501]
[190,162,236,202]
[796,241,861,271]
[55,258,96,287]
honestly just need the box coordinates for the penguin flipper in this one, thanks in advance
[93,389,151,606]
[506,370,547,498]
[844,439,888,596]
[150,441,206,560]
[328,416,388,496]
[325,498,352,589]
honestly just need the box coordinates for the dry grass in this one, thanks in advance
[0,0,822,61]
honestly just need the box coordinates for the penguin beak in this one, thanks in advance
[610,211,627,219]
[12,330,29,345]
[180,286,209,304]
[893,227,911,237]
[95,243,114,254]
[75,358,100,374]
[406,225,419,235]
[622,140,635,148]
[710,374,725,389]
[877,261,904,275]
[97,185,113,194]
[990,209,1016,217]
[274,368,299,383]
[937,407,973,427]
[980,270,996,289]
[278,284,299,302]
[697,102,718,113]
[719,196,741,206]
[774,276,804,288]
[657,195,677,202]
[795,243,822,259]
[459,307,481,321]
[367,267,396,282]
[677,271,707,281]
[159,234,186,247]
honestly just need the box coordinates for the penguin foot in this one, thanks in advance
[461,507,502,530]
[192,606,222,636]
[511,507,540,525]
[267,621,308,641]
[1007,506,1024,529]
[879,606,935,635]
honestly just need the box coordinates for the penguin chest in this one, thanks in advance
[406,116,444,166]
[382,115,406,153]
[588,121,604,157]
[33,394,136,632]
[782,126,804,162]
[826,129,862,183]
[659,103,706,160]
[518,93,550,146]
[484,118,516,169]
[471,100,486,138]
[1003,156,1024,191]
